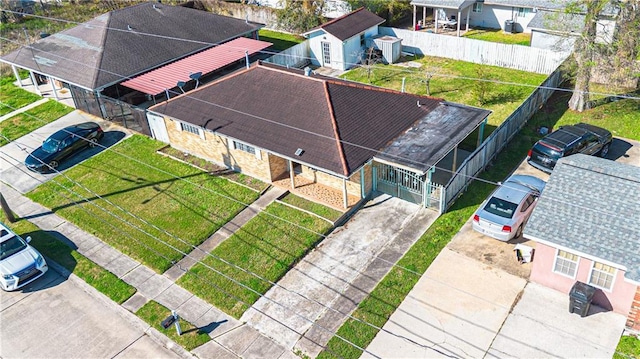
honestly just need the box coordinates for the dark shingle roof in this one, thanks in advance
[0,3,261,90]
[308,8,385,41]
[525,155,640,283]
[149,62,490,177]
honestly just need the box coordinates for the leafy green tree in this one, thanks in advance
[346,0,411,25]
[275,0,324,33]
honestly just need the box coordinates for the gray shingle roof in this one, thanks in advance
[525,154,640,283]
[409,0,475,10]
[0,3,262,90]
[527,9,584,32]
[305,8,385,41]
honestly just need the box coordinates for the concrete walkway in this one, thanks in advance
[241,194,439,357]
[0,182,294,359]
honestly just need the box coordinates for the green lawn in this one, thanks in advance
[178,202,333,318]
[1,213,136,304]
[341,56,547,127]
[0,76,42,116]
[614,335,640,359]
[136,301,211,350]
[552,90,640,141]
[0,100,73,146]
[258,29,304,51]
[463,28,531,46]
[280,193,343,222]
[27,135,260,273]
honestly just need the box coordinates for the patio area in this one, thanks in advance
[272,175,361,212]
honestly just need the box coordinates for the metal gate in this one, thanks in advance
[374,163,423,205]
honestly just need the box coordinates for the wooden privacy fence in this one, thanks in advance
[264,41,311,68]
[378,27,570,75]
[443,67,563,210]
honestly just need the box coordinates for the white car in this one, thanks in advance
[472,175,546,242]
[0,223,48,291]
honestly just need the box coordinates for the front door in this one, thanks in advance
[321,41,331,67]
[147,113,170,143]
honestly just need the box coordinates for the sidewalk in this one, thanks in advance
[0,98,50,123]
[0,182,294,359]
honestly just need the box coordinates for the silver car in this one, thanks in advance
[0,223,48,291]
[472,175,546,241]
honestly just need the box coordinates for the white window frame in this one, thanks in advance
[588,261,616,292]
[552,249,579,279]
[232,140,261,160]
[472,3,482,13]
[177,121,205,140]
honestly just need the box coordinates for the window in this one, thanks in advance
[553,250,578,277]
[360,33,365,47]
[517,7,530,17]
[520,194,536,212]
[181,122,200,135]
[589,262,616,290]
[233,141,256,155]
[472,3,482,13]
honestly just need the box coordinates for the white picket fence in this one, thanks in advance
[378,27,571,74]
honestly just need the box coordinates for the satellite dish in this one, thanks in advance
[176,81,186,93]
[189,72,202,88]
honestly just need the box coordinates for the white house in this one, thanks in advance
[302,8,385,71]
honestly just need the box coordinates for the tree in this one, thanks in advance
[275,0,325,33]
[357,46,381,82]
[346,0,411,26]
[422,66,440,96]
[567,0,608,112]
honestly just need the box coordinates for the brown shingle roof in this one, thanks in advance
[310,7,385,41]
[150,63,490,176]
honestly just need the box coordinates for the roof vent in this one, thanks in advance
[295,148,304,156]
[417,100,421,107]
[127,25,133,31]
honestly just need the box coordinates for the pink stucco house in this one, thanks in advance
[524,154,640,331]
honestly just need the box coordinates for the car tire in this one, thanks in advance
[89,138,98,148]
[515,224,523,239]
[600,143,610,158]
[48,160,58,170]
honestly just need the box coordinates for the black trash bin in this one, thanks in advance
[504,20,514,33]
[569,281,596,317]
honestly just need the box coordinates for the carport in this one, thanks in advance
[373,102,490,212]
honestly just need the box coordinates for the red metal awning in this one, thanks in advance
[120,37,272,95]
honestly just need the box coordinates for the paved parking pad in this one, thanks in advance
[364,248,526,358]
[0,270,179,359]
[487,282,626,358]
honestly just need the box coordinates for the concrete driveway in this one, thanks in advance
[0,110,127,194]
[241,194,439,357]
[0,269,178,358]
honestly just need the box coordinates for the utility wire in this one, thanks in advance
[2,9,640,101]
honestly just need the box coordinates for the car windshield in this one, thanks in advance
[0,235,28,260]
[534,142,562,159]
[483,197,517,219]
[42,137,61,153]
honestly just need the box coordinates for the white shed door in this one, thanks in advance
[321,41,331,67]
[147,113,170,143]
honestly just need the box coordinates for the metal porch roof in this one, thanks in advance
[120,37,272,95]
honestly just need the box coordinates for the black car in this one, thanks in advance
[527,123,612,173]
[25,122,104,173]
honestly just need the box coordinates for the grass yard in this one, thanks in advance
[615,335,640,359]
[341,56,547,127]
[0,76,42,116]
[463,28,531,46]
[178,202,333,318]
[27,135,260,273]
[279,193,343,222]
[258,29,304,51]
[553,89,640,141]
[0,100,73,146]
[136,301,211,350]
[1,213,136,304]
